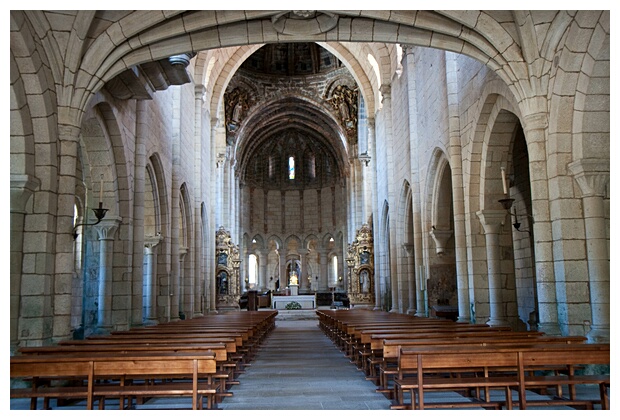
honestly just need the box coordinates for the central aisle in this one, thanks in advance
[218,318,392,410]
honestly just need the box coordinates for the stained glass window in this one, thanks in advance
[289,156,295,179]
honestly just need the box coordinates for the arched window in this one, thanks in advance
[269,155,276,178]
[331,255,338,286]
[288,156,295,179]
[307,154,316,179]
[248,254,258,286]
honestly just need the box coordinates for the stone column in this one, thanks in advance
[396,245,409,313]
[444,51,470,322]
[194,86,206,317]
[365,120,375,225]
[402,50,426,317]
[415,265,426,317]
[522,113,560,335]
[143,234,163,324]
[179,246,189,319]
[568,159,610,343]
[477,210,510,327]
[131,100,148,327]
[170,192,180,322]
[241,247,248,293]
[319,249,328,291]
[403,244,416,314]
[278,252,286,291]
[348,159,357,237]
[373,257,383,312]
[10,174,40,351]
[54,127,82,341]
[256,250,266,290]
[95,218,121,331]
[299,249,309,292]
[215,153,226,228]
[389,249,399,313]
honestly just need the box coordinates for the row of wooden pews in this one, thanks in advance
[317,309,610,410]
[10,310,278,410]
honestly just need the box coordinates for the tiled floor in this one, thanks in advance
[216,318,392,410]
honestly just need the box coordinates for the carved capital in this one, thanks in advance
[10,174,40,213]
[401,44,415,55]
[195,85,206,102]
[522,112,548,132]
[429,230,453,255]
[379,84,391,101]
[568,158,610,197]
[179,246,189,262]
[216,152,226,168]
[94,217,122,240]
[144,233,163,249]
[58,123,82,142]
[476,210,507,235]
[402,243,414,255]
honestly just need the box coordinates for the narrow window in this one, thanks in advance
[269,155,275,178]
[249,254,258,286]
[289,156,295,180]
[332,255,338,286]
[308,154,316,179]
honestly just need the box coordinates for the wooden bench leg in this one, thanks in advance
[504,386,513,410]
[600,383,609,410]
[395,384,404,406]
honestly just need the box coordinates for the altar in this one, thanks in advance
[272,294,316,309]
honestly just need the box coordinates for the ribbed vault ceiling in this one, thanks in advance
[237,95,347,189]
[232,43,353,190]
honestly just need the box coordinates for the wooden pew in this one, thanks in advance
[11,310,278,410]
[393,343,610,410]
[17,342,233,404]
[11,351,220,410]
[368,331,547,392]
[352,324,509,372]
[376,334,587,397]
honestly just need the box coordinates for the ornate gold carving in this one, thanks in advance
[327,85,358,142]
[224,87,253,138]
[215,226,241,309]
[346,223,375,306]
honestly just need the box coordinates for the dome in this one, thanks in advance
[240,43,341,76]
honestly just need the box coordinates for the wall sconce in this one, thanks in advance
[72,201,108,239]
[498,195,531,234]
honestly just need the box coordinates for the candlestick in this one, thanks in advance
[501,167,508,195]
[99,174,103,203]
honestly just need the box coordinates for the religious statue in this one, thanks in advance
[290,272,299,285]
[360,270,370,293]
[232,101,243,123]
[224,87,252,136]
[217,271,228,294]
[327,85,358,135]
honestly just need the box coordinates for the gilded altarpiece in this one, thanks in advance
[215,227,241,310]
[346,224,375,307]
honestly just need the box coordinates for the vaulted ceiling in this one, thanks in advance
[228,43,357,190]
